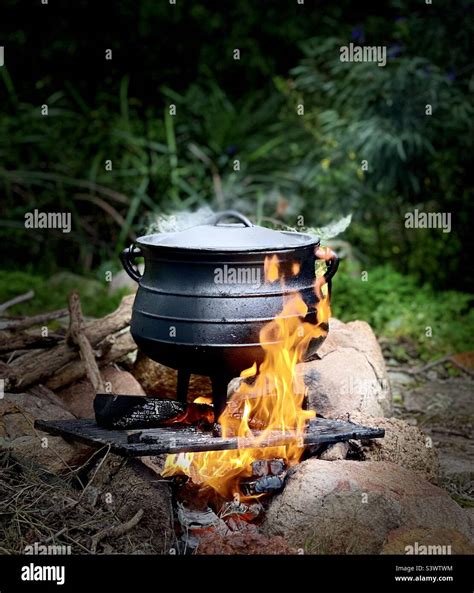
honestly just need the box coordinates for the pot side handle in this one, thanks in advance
[120,244,143,283]
[315,246,339,300]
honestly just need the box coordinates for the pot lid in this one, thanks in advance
[137,210,319,252]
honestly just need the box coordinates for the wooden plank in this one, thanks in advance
[35,417,384,457]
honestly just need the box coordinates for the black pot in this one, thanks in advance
[120,211,338,418]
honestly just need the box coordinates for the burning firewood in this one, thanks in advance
[239,457,288,496]
[240,474,286,496]
[94,394,214,430]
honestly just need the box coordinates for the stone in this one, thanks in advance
[262,459,471,554]
[297,318,392,419]
[57,365,146,419]
[343,412,439,483]
[132,353,212,400]
[464,508,474,540]
[319,442,349,461]
[0,391,92,473]
[108,267,143,295]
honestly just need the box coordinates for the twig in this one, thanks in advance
[90,509,144,553]
[0,291,35,315]
[67,292,105,393]
[0,308,69,331]
[413,355,453,374]
[0,330,63,353]
[397,354,474,378]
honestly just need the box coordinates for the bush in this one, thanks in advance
[332,264,474,358]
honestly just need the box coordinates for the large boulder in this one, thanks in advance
[344,412,439,484]
[57,365,146,419]
[0,390,92,473]
[297,319,392,418]
[263,459,471,554]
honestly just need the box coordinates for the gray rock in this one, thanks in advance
[108,268,143,295]
[263,459,470,554]
[57,365,146,419]
[344,412,439,484]
[297,318,392,418]
[0,391,92,473]
[319,442,349,461]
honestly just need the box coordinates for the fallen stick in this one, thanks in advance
[8,294,134,391]
[0,290,35,315]
[0,330,63,354]
[0,308,69,331]
[46,330,136,390]
[395,354,474,378]
[67,292,105,393]
[90,509,144,553]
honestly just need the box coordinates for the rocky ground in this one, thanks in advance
[0,317,472,555]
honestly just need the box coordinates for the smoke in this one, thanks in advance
[146,206,216,234]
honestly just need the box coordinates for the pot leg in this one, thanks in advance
[176,369,190,404]
[211,374,232,423]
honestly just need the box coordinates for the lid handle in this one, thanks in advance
[211,210,253,227]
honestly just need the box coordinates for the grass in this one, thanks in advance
[0,270,129,319]
[332,264,474,360]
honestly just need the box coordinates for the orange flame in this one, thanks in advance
[163,255,331,499]
[264,255,280,283]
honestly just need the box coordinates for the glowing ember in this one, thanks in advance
[163,253,331,499]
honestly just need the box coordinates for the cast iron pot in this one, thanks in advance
[120,211,338,418]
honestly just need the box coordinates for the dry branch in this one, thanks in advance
[46,330,136,390]
[0,290,35,315]
[67,292,105,393]
[7,294,134,391]
[0,308,69,331]
[0,330,63,354]
[90,509,144,553]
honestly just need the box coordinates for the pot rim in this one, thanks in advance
[136,230,320,253]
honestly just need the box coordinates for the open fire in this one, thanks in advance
[163,253,331,499]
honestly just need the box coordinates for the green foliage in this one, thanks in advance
[0,271,127,318]
[332,264,474,359]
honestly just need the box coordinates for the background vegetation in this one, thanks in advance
[1,0,472,359]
